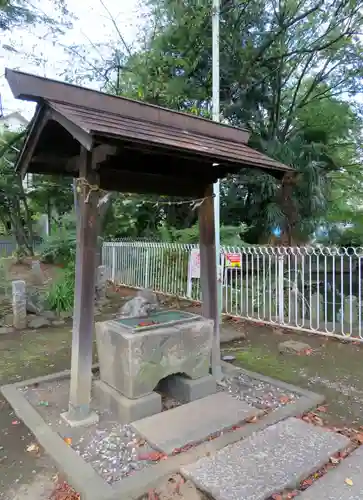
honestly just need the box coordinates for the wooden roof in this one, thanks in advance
[6,69,292,197]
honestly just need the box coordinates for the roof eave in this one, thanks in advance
[15,105,48,178]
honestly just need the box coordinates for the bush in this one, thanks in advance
[40,229,76,265]
[163,223,249,246]
[45,265,75,313]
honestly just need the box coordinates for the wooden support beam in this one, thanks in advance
[100,169,206,197]
[198,184,221,377]
[63,147,100,426]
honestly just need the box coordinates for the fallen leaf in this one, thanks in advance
[246,415,258,423]
[329,456,340,465]
[301,477,314,488]
[271,495,283,500]
[345,478,353,486]
[279,395,290,404]
[26,443,40,454]
[355,433,363,444]
[316,406,327,413]
[138,451,166,462]
[63,437,72,446]
[288,491,299,498]
[312,415,324,426]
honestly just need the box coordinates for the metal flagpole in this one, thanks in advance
[211,0,223,381]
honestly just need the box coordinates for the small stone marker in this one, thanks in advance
[278,340,311,354]
[31,260,45,285]
[28,316,50,329]
[95,265,107,303]
[12,280,27,330]
[131,392,262,455]
[343,295,359,326]
[181,417,350,500]
[300,445,363,499]
[310,292,323,324]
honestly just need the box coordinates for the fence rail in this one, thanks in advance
[102,241,363,340]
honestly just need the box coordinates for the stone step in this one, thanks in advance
[181,417,350,500]
[300,445,363,500]
[131,392,262,455]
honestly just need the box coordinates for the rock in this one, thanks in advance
[278,340,311,354]
[30,260,45,285]
[3,314,13,326]
[118,290,159,319]
[0,326,14,335]
[42,310,58,320]
[28,316,50,329]
[222,355,236,363]
[26,287,46,315]
[136,288,158,304]
[60,311,73,319]
[51,319,65,327]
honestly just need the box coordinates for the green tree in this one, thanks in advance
[0,130,35,253]
[0,0,72,31]
[59,0,363,243]
[28,175,74,235]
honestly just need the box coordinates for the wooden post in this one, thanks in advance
[62,147,100,426]
[199,184,222,379]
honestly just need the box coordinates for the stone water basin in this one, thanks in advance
[95,310,213,399]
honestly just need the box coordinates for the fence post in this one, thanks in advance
[111,246,116,283]
[144,248,150,288]
[278,254,284,323]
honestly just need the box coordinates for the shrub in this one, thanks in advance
[45,265,75,313]
[163,222,248,246]
[40,229,76,265]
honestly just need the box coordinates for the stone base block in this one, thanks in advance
[94,380,162,424]
[60,410,99,428]
[159,374,216,403]
[95,313,213,399]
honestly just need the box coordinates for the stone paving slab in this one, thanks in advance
[131,392,262,455]
[300,445,363,500]
[181,417,350,500]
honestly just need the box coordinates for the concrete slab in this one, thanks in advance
[131,392,262,455]
[300,445,363,500]
[181,417,350,500]
[1,367,324,500]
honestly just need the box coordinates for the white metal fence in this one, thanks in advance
[102,241,363,340]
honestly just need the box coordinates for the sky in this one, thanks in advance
[0,0,141,119]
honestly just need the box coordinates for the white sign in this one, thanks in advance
[186,249,200,297]
[189,249,200,279]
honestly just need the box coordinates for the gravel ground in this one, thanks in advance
[221,371,298,410]
[21,379,158,485]
[20,367,299,487]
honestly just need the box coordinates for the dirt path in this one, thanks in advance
[222,322,363,427]
[0,327,72,500]
[2,285,363,498]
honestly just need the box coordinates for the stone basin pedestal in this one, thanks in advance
[95,310,216,422]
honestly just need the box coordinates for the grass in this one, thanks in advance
[231,346,303,385]
[0,328,73,383]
